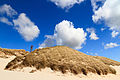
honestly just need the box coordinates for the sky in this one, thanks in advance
[0,0,120,61]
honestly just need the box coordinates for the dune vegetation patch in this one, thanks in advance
[0,48,28,58]
[5,46,120,75]
[93,56,120,66]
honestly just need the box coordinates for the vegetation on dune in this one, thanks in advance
[5,46,120,75]
[0,48,28,58]
[94,56,120,66]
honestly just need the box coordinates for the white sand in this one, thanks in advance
[0,57,120,80]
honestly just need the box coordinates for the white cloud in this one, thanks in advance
[104,42,119,49]
[0,17,13,25]
[39,20,87,49]
[92,0,120,32]
[86,28,99,40]
[0,4,16,26]
[89,33,99,40]
[13,13,40,41]
[111,31,119,38]
[0,4,17,17]
[0,4,40,41]
[39,35,55,48]
[54,20,87,49]
[86,51,98,56]
[91,0,105,12]
[101,28,105,31]
[50,0,84,9]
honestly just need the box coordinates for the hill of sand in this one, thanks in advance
[4,46,120,75]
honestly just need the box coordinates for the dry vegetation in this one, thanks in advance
[94,56,120,66]
[0,48,28,58]
[5,46,120,75]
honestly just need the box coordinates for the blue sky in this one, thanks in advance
[0,0,120,61]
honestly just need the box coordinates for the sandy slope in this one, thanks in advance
[0,57,120,80]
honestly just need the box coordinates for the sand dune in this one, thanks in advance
[5,46,119,75]
[0,57,120,80]
[0,46,120,80]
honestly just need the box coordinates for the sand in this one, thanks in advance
[0,57,120,80]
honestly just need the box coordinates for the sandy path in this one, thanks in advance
[0,57,120,80]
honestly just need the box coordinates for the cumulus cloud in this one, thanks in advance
[50,0,84,9]
[39,20,87,49]
[86,28,99,40]
[0,17,13,25]
[0,4,16,25]
[0,4,40,41]
[13,13,40,41]
[111,31,119,38]
[92,0,120,33]
[0,4,17,17]
[104,42,119,49]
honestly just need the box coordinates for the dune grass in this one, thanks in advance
[0,48,28,58]
[5,46,120,75]
[94,56,120,66]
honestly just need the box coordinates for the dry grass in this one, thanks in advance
[5,46,120,75]
[94,56,120,66]
[0,48,28,58]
